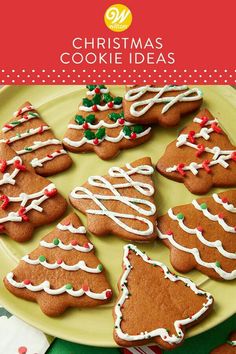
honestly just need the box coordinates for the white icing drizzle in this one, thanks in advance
[0,183,57,224]
[16,139,61,155]
[228,340,236,346]
[157,228,236,280]
[0,125,50,145]
[63,127,151,148]
[86,86,109,96]
[213,193,236,213]
[57,222,86,234]
[68,120,133,130]
[192,199,236,233]
[22,255,102,273]
[166,154,234,175]
[114,244,213,344]
[79,103,122,112]
[40,239,93,252]
[0,156,23,186]
[6,272,111,299]
[70,163,156,236]
[30,149,67,168]
[13,105,35,117]
[168,208,236,259]
[2,112,39,133]
[125,85,202,117]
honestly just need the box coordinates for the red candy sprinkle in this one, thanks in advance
[118,118,125,125]
[71,239,78,246]
[166,230,173,235]
[197,226,204,232]
[44,188,57,197]
[202,160,211,173]
[82,284,89,292]
[211,122,222,133]
[196,144,205,157]
[18,207,29,221]
[187,130,196,143]
[14,160,26,171]
[177,163,186,176]
[222,197,228,203]
[4,124,13,130]
[106,290,112,299]
[218,213,224,219]
[0,195,9,210]
[47,154,53,159]
[231,152,236,161]
[199,116,209,127]
[38,124,44,134]
[130,132,137,140]
[18,346,27,354]
[94,87,100,94]
[5,139,10,145]
[57,259,63,265]
[0,225,5,232]
[0,159,7,173]
[92,105,98,112]
[83,122,89,129]
[93,138,99,145]
[23,279,31,285]
[108,101,114,108]
[83,242,90,248]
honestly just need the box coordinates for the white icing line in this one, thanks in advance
[6,272,111,299]
[114,244,213,343]
[70,163,156,236]
[192,199,236,233]
[57,222,86,234]
[13,105,35,117]
[0,125,50,144]
[68,120,133,130]
[213,193,236,213]
[125,85,202,117]
[157,229,236,280]
[79,103,122,112]
[30,149,67,168]
[22,255,102,273]
[2,112,39,133]
[0,156,23,186]
[40,239,93,252]
[168,208,236,259]
[16,139,61,155]
[63,127,151,148]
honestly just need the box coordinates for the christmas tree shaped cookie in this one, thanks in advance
[113,244,213,350]
[157,190,236,280]
[4,213,112,316]
[123,85,203,126]
[70,157,157,242]
[0,143,67,242]
[0,102,72,176]
[210,332,236,354]
[63,85,152,160]
[157,109,236,194]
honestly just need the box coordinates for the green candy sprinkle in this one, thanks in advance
[99,85,106,89]
[92,94,102,105]
[133,125,144,134]
[108,111,124,121]
[103,93,113,103]
[12,121,20,125]
[75,115,84,125]
[113,96,123,105]
[16,133,21,138]
[200,203,207,209]
[177,213,184,220]
[82,98,93,107]
[95,127,106,140]
[97,264,103,271]
[123,126,132,137]
[65,283,73,290]
[84,130,95,140]
[85,114,95,124]
[86,85,96,91]
[25,147,33,151]
[53,238,59,245]
[39,255,46,262]
[215,261,221,268]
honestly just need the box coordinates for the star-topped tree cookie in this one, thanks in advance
[0,102,72,176]
[63,85,152,160]
[69,157,158,242]
[4,213,112,316]
[0,143,67,242]
[113,244,213,350]
[157,190,236,281]
[123,85,203,126]
[210,332,236,353]
[157,109,236,194]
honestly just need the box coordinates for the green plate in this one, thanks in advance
[0,85,235,347]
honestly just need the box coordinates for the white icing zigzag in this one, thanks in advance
[40,239,93,252]
[125,85,203,117]
[114,244,213,344]
[70,163,156,236]
[0,125,50,145]
[213,193,236,213]
[16,139,61,155]
[30,149,67,168]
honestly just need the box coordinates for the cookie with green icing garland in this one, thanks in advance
[113,244,214,349]
[63,85,152,160]
[123,85,203,126]
[157,190,236,281]
[156,109,236,194]
[4,212,112,316]
[210,331,236,353]
[0,101,72,176]
[69,157,158,242]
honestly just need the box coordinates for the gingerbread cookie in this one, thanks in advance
[123,85,203,126]
[69,157,158,242]
[0,143,67,242]
[63,85,152,160]
[113,244,214,350]
[0,102,72,176]
[4,213,112,316]
[210,332,236,354]
[157,109,236,194]
[157,190,236,280]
